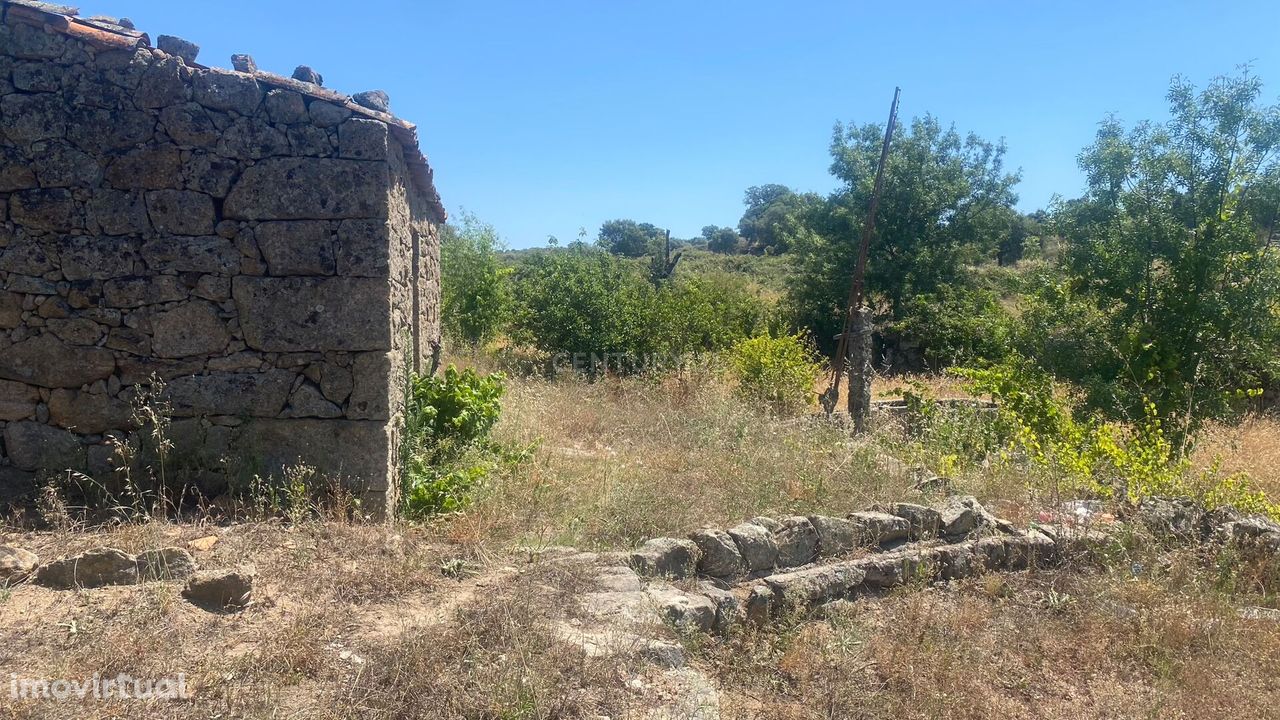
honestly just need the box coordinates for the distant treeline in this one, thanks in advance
[444,71,1280,436]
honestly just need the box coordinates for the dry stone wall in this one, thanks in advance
[0,1,443,516]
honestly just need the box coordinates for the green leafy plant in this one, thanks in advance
[726,333,821,412]
[402,365,507,516]
[441,212,514,346]
[955,357,1280,520]
[509,248,775,374]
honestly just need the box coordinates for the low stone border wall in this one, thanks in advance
[616,495,1280,635]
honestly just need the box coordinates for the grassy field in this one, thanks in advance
[3,367,1279,718]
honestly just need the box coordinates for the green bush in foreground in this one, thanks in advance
[727,333,821,412]
[402,366,506,516]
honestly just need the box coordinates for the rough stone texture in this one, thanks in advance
[166,370,294,417]
[0,545,38,581]
[183,568,254,611]
[763,559,868,607]
[726,521,778,572]
[192,68,260,115]
[256,221,336,275]
[939,495,987,536]
[890,502,943,537]
[848,510,911,544]
[0,379,39,420]
[352,89,390,113]
[233,277,390,351]
[0,15,441,517]
[264,89,307,124]
[773,516,819,568]
[35,547,138,589]
[630,538,700,579]
[292,65,323,85]
[151,301,230,357]
[223,158,389,220]
[1137,496,1204,540]
[646,583,716,632]
[689,528,746,578]
[697,581,741,633]
[156,34,199,64]
[136,546,198,581]
[5,420,85,470]
[48,389,135,434]
[808,515,861,556]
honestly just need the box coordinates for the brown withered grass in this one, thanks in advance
[702,548,1280,719]
[1193,415,1280,499]
[4,369,1279,719]
[0,521,636,720]
[453,371,928,549]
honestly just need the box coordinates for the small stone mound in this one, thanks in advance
[136,547,198,581]
[156,34,200,64]
[183,568,255,612]
[292,64,323,85]
[352,89,390,113]
[35,547,138,589]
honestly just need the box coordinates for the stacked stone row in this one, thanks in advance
[627,496,1065,633]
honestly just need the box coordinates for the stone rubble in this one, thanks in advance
[30,544,198,588]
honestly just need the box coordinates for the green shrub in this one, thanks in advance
[509,249,777,373]
[954,357,1280,520]
[654,274,778,356]
[402,365,506,516]
[510,247,659,361]
[441,213,513,345]
[891,285,1016,368]
[727,333,821,412]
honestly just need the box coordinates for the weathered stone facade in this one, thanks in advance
[0,1,444,516]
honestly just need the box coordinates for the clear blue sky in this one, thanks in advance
[84,1,1280,248]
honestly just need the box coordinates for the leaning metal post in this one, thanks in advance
[822,87,900,431]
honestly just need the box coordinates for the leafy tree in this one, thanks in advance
[998,211,1045,266]
[738,184,823,254]
[508,248,775,369]
[440,212,512,345]
[787,115,1020,350]
[701,225,740,254]
[510,246,660,358]
[1054,71,1280,431]
[656,273,777,352]
[597,219,665,257]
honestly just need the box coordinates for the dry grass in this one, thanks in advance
[446,365,1040,550]
[701,549,1280,719]
[5,370,1280,719]
[452,373,925,549]
[1193,415,1280,498]
[0,519,640,719]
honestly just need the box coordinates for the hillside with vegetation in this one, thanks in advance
[5,71,1280,719]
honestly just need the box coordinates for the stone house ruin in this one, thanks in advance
[0,0,444,517]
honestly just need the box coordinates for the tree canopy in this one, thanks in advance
[786,115,1021,348]
[1051,71,1280,430]
[597,219,665,257]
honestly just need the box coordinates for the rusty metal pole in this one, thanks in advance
[821,87,900,433]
